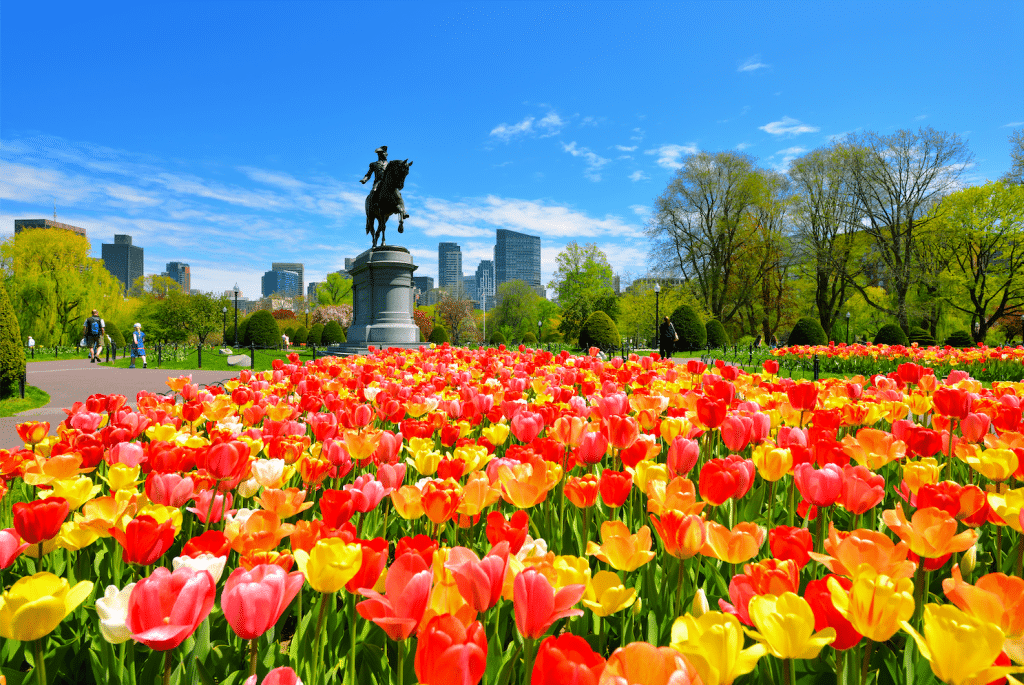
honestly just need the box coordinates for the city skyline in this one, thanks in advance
[1,2,1020,299]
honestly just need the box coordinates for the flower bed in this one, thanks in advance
[1,344,1022,685]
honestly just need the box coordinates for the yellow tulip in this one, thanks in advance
[406,447,442,476]
[43,476,101,510]
[586,521,656,572]
[632,461,668,493]
[902,458,942,494]
[746,592,836,659]
[481,422,510,447]
[827,567,914,642]
[901,604,1022,685]
[105,464,142,492]
[660,416,692,443]
[145,423,180,442]
[0,572,94,641]
[582,570,636,617]
[553,555,592,590]
[670,611,766,685]
[751,444,793,482]
[452,444,491,473]
[987,487,1024,532]
[391,485,425,520]
[57,521,101,552]
[967,449,1019,482]
[294,539,363,593]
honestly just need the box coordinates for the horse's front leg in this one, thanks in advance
[379,216,387,246]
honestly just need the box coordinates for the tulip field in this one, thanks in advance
[2,343,1024,685]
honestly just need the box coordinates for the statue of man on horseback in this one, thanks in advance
[361,145,413,248]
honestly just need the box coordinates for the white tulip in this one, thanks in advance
[95,582,136,644]
[172,553,227,583]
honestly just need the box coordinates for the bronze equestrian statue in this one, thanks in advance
[361,145,413,248]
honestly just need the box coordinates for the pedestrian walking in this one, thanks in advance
[659,316,677,359]
[83,310,105,363]
[130,323,147,369]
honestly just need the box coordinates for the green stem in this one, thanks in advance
[349,592,357,685]
[912,563,928,628]
[314,592,329,685]
[766,480,774,532]
[250,637,258,678]
[996,525,1003,574]
[837,649,847,685]
[34,638,48,685]
[162,650,172,685]
[862,641,873,685]
[1015,531,1023,578]
[784,658,796,685]
[816,506,827,555]
[522,637,538,682]
[396,638,404,685]
[676,557,687,617]
[787,474,796,527]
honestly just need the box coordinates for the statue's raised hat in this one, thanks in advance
[375,146,388,154]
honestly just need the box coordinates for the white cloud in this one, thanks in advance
[1004,121,1024,127]
[562,142,610,181]
[580,116,599,127]
[759,116,820,136]
[629,170,649,182]
[914,114,928,121]
[773,146,809,171]
[537,111,565,136]
[239,167,306,190]
[644,143,699,169]
[738,56,769,72]
[631,128,645,142]
[615,145,638,152]
[736,142,752,150]
[629,204,649,216]
[489,116,535,141]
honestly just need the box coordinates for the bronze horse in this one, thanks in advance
[365,159,413,248]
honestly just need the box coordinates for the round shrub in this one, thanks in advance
[293,326,308,345]
[0,279,26,399]
[307,323,324,346]
[521,331,538,346]
[429,326,450,344]
[670,305,705,351]
[283,326,296,341]
[322,321,345,345]
[873,323,908,346]
[788,317,828,346]
[227,316,250,347]
[578,311,621,351]
[705,319,728,348]
[945,330,974,348]
[907,326,935,346]
[245,310,280,348]
[488,331,507,346]
[107,325,125,349]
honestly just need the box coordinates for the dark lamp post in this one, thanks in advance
[222,306,227,341]
[538,320,542,343]
[233,284,240,346]
[654,282,661,347]
[846,311,851,345]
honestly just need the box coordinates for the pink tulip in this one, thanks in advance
[960,412,991,443]
[145,472,196,508]
[221,564,304,640]
[594,393,630,418]
[126,566,216,651]
[357,553,433,641]
[108,442,146,467]
[377,463,406,494]
[793,463,845,507]
[344,474,387,512]
[444,541,509,612]
[70,411,103,433]
[720,416,753,452]
[576,431,609,465]
[513,568,584,639]
[373,431,403,465]
[243,666,303,685]
[838,465,885,515]
[186,490,235,524]
[0,528,30,569]
[667,437,700,478]
[511,410,545,443]
[749,412,772,444]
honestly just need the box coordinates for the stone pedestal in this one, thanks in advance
[340,246,421,348]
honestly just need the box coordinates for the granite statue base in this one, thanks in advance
[328,245,421,356]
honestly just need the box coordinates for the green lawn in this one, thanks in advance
[100,346,324,372]
[0,386,50,417]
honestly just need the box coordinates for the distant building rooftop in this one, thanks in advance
[14,219,87,238]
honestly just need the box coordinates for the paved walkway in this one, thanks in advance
[1,360,238,450]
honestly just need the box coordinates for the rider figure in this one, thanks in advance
[361,146,410,220]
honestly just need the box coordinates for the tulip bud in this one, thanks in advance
[630,596,643,617]
[237,478,260,499]
[691,588,709,617]
[960,546,977,581]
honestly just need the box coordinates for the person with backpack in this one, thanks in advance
[129,323,147,369]
[659,315,677,360]
[83,310,105,363]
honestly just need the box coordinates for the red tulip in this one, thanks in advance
[649,510,706,560]
[605,415,640,450]
[511,411,545,443]
[564,475,600,509]
[599,469,632,508]
[110,514,176,565]
[786,382,819,412]
[933,386,972,419]
[394,535,438,568]
[357,552,434,641]
[695,397,727,429]
[346,537,390,593]
[793,463,844,507]
[720,416,753,452]
[532,634,606,685]
[126,566,216,650]
[960,413,991,443]
[445,541,510,612]
[838,465,885,515]
[221,564,304,639]
[243,667,302,685]
[576,431,609,465]
[762,360,779,375]
[804,575,862,650]
[514,568,585,639]
[667,437,700,478]
[486,511,529,555]
[698,456,754,506]
[768,525,812,568]
[904,426,942,458]
[320,489,357,529]
[181,530,231,558]
[415,614,488,685]
[203,440,251,481]
[896,363,925,385]
[13,497,69,544]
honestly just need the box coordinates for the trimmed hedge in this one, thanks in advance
[429,326,450,344]
[579,311,621,351]
[788,317,828,346]
[907,326,936,346]
[945,330,974,348]
[108,325,125,348]
[705,319,728,348]
[670,305,705,351]
[0,279,25,399]
[293,326,308,345]
[307,323,324,346]
[245,310,280,348]
[521,331,538,346]
[488,332,507,346]
[322,321,345,345]
[873,323,909,346]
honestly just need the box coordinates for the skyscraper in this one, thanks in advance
[262,270,300,298]
[462,276,477,302]
[494,229,543,298]
[475,260,494,306]
[101,235,144,294]
[271,263,304,296]
[164,262,191,293]
[438,242,463,291]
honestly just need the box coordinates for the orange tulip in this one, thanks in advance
[498,455,551,508]
[342,429,382,463]
[254,488,314,519]
[882,506,979,559]
[421,479,464,526]
[649,510,706,560]
[808,524,917,580]
[565,474,600,509]
[942,564,1024,639]
[841,428,906,470]
[456,471,501,522]
[700,521,765,565]
[586,521,655,572]
[226,510,294,555]
[549,415,588,448]
[391,485,425,520]
[16,421,49,447]
[646,477,705,517]
[601,642,700,685]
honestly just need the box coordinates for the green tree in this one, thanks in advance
[322,321,345,345]
[578,310,620,351]
[317,272,354,306]
[0,279,26,399]
[307,322,324,346]
[548,242,617,342]
[129,274,183,299]
[1002,128,1023,186]
[489,280,539,342]
[157,291,232,345]
[245,310,280,347]
[436,291,475,345]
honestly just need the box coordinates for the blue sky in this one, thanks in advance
[2,1,1022,299]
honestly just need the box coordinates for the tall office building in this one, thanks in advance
[164,262,191,292]
[101,235,144,294]
[494,229,543,298]
[271,263,304,296]
[307,282,320,300]
[412,276,434,294]
[475,260,494,304]
[15,219,88,238]
[462,276,477,302]
[438,242,463,290]
[262,269,300,298]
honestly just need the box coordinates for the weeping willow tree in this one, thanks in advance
[1,228,129,346]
